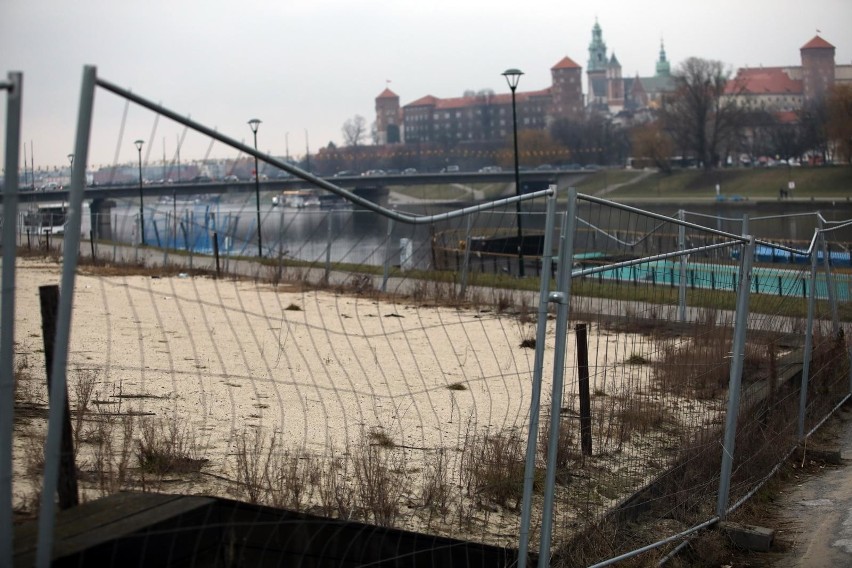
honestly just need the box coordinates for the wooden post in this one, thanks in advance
[575,323,593,457]
[213,232,220,278]
[38,285,79,509]
[89,231,95,265]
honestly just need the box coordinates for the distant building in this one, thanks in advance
[373,19,675,145]
[375,87,401,145]
[375,55,585,146]
[372,23,850,148]
[727,35,851,112]
[586,19,675,116]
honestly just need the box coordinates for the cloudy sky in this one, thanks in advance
[1,0,850,170]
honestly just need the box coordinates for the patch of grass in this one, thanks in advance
[446,382,467,391]
[367,428,395,448]
[460,426,527,509]
[137,415,205,476]
[626,353,649,365]
[605,165,852,199]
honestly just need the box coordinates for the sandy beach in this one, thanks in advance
[11,256,678,547]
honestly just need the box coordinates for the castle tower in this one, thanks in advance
[550,56,583,120]
[586,19,608,107]
[606,53,624,110]
[655,39,671,77]
[800,35,836,102]
[375,87,401,145]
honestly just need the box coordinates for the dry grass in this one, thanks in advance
[137,414,204,477]
[460,426,527,510]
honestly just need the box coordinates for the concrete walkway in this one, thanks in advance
[768,404,852,567]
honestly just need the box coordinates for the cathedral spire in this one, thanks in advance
[656,38,671,77]
[587,18,608,72]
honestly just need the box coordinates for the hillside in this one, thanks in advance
[596,166,852,200]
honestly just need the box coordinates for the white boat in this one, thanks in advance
[24,202,68,235]
[273,190,321,209]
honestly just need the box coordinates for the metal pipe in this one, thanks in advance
[459,214,473,298]
[0,70,23,568]
[798,243,819,440]
[510,84,524,278]
[517,189,557,568]
[94,77,552,225]
[716,236,755,519]
[817,219,840,336]
[572,240,736,278]
[588,516,720,568]
[36,64,97,568]
[578,193,754,244]
[538,188,578,567]
[381,217,394,292]
[677,209,686,323]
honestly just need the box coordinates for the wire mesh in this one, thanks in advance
[3,71,851,567]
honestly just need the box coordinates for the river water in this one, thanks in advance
[101,194,852,270]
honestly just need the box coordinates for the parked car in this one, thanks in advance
[402,168,418,175]
[478,166,501,173]
[441,165,460,173]
[334,170,356,177]
[362,169,386,176]
[223,175,240,182]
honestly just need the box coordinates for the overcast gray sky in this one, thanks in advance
[1,0,850,170]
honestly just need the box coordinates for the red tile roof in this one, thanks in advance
[552,56,581,70]
[727,67,802,95]
[376,87,398,99]
[801,35,835,50]
[404,88,552,109]
[407,95,439,107]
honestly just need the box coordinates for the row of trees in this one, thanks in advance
[633,57,852,171]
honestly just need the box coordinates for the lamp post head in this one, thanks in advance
[67,154,74,165]
[248,118,262,134]
[134,139,144,152]
[502,68,524,91]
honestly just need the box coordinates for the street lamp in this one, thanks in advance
[248,118,263,257]
[67,154,75,186]
[502,68,525,277]
[134,139,146,246]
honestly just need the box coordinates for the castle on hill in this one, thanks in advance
[374,21,849,146]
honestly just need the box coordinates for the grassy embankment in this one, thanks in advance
[389,166,852,202]
[598,165,852,200]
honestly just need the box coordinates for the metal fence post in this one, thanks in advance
[325,212,333,284]
[817,218,840,337]
[798,234,819,440]
[459,215,474,298]
[677,209,686,322]
[716,236,755,520]
[517,188,557,568]
[37,65,97,568]
[381,217,394,293]
[0,71,23,568]
[538,187,578,568]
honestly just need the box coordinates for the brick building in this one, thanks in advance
[727,35,852,112]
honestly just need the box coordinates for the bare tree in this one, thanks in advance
[630,120,674,173]
[342,115,367,147]
[661,57,745,170]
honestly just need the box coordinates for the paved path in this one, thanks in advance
[770,404,852,567]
